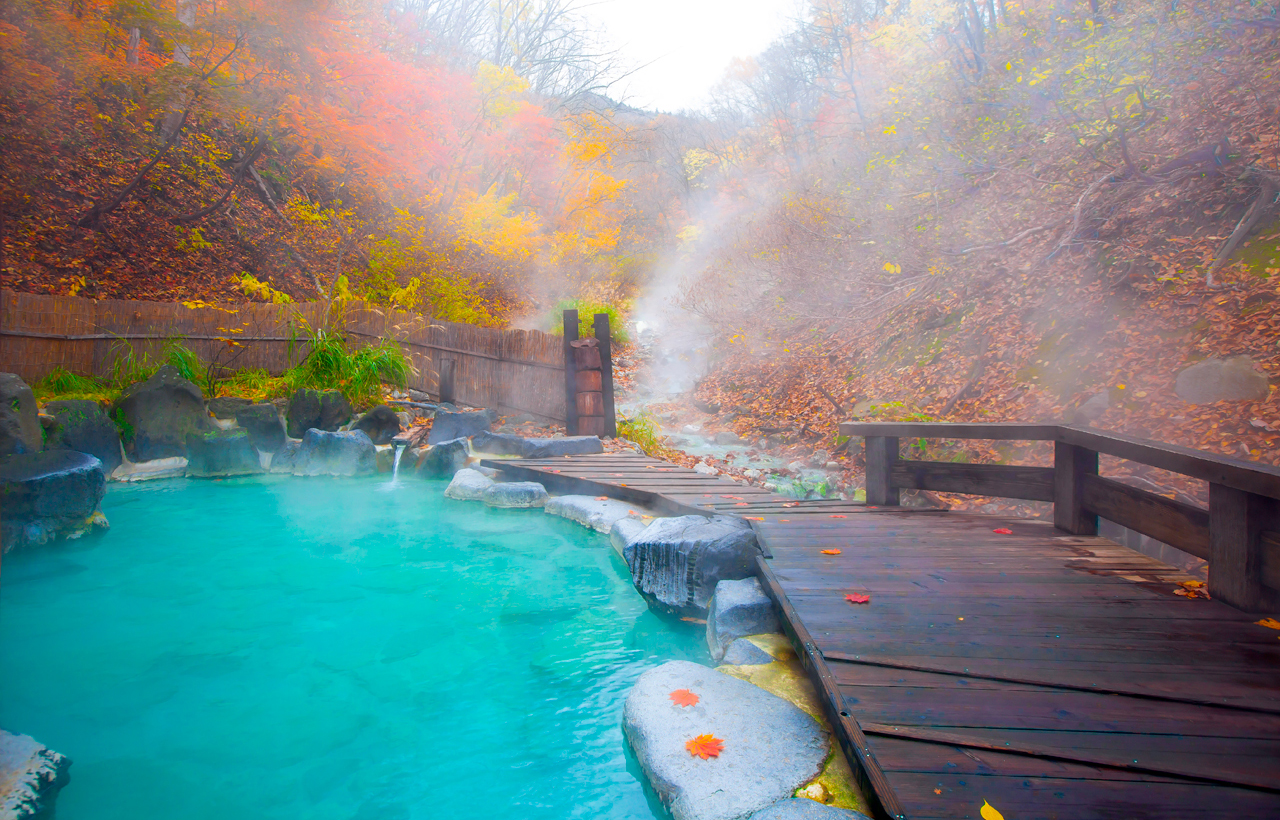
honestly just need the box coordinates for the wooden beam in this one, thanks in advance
[841,422,1060,441]
[890,462,1054,502]
[593,313,617,439]
[865,436,900,506]
[1080,473,1210,560]
[1060,425,1280,502]
[562,309,578,436]
[1209,484,1280,612]
[1054,442,1098,536]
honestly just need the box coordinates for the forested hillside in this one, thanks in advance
[2,0,1278,463]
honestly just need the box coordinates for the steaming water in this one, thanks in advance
[0,475,705,820]
[391,443,405,479]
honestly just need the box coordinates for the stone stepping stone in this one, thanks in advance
[624,660,829,820]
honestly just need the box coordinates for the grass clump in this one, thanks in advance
[549,299,629,345]
[32,367,118,404]
[284,329,412,408]
[617,413,669,457]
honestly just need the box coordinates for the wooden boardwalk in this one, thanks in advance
[482,448,1280,819]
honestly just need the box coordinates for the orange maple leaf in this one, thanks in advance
[595,496,609,500]
[685,733,725,759]
[846,593,871,604]
[821,549,842,555]
[669,689,700,707]
[830,514,848,519]
[782,502,800,507]
[745,516,764,521]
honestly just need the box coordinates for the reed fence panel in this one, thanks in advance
[0,290,566,421]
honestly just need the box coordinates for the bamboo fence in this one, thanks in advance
[0,289,566,421]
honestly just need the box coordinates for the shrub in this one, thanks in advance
[549,299,629,345]
[284,327,413,407]
[617,413,668,457]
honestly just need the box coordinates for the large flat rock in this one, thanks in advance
[483,481,548,508]
[292,429,376,477]
[428,410,492,444]
[623,660,828,820]
[0,450,107,552]
[623,515,760,616]
[443,467,494,500]
[748,799,871,820]
[1,729,70,820]
[707,577,781,661]
[112,365,209,461]
[544,494,641,532]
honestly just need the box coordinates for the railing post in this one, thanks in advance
[593,313,617,439]
[562,309,578,435]
[1054,442,1098,535]
[1208,484,1280,612]
[865,436,900,506]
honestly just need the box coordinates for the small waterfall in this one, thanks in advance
[391,442,405,480]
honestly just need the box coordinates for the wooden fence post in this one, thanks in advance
[865,436,900,506]
[562,309,579,435]
[437,358,455,404]
[1208,485,1280,612]
[1054,442,1099,535]
[593,313,617,439]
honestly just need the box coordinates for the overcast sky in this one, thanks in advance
[581,0,800,113]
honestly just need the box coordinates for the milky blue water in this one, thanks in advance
[0,475,704,820]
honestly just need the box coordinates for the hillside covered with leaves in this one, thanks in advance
[2,0,1279,469]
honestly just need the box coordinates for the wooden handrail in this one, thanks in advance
[840,421,1280,613]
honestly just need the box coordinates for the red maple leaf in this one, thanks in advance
[993,528,1013,535]
[685,734,725,759]
[846,593,871,604]
[669,689,699,707]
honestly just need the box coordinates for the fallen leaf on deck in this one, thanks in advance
[992,528,1013,534]
[669,689,700,707]
[734,502,749,506]
[934,788,943,795]
[845,593,871,604]
[1174,580,1211,599]
[721,495,744,499]
[821,549,842,555]
[830,514,848,519]
[746,516,764,521]
[1256,618,1280,630]
[595,496,609,500]
[782,502,800,507]
[980,801,1004,820]
[685,734,725,759]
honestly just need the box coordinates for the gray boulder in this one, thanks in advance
[293,429,376,477]
[185,429,263,477]
[483,481,549,508]
[234,404,286,453]
[112,365,209,461]
[522,436,604,458]
[610,516,650,558]
[714,431,743,446]
[44,399,122,473]
[0,373,41,456]
[544,494,640,532]
[1,729,71,820]
[707,577,781,661]
[285,388,352,438]
[623,660,828,820]
[721,638,776,666]
[269,440,300,474]
[207,396,252,419]
[444,467,495,500]
[624,515,760,616]
[1072,391,1110,424]
[414,437,469,479]
[428,410,493,444]
[748,800,871,820]
[353,405,401,445]
[0,450,107,552]
[1175,355,1270,404]
[469,430,528,456]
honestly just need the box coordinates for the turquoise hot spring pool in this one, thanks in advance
[0,474,705,819]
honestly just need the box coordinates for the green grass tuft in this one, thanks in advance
[549,299,629,345]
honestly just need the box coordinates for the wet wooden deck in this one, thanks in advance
[482,451,1280,819]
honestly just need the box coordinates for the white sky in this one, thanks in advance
[580,0,801,113]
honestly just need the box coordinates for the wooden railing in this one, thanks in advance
[841,422,1280,613]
